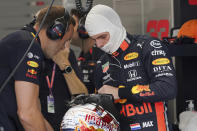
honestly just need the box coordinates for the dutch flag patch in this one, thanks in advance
[130,123,141,130]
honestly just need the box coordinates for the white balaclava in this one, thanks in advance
[85,5,126,54]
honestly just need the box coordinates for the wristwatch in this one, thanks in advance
[61,65,72,74]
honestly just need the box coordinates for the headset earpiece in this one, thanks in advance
[46,10,70,40]
[77,16,89,39]
[46,20,66,40]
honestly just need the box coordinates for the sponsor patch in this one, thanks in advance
[153,65,172,73]
[27,52,40,59]
[124,61,140,69]
[27,61,39,68]
[34,55,40,60]
[112,51,119,57]
[82,69,88,73]
[26,73,37,79]
[83,75,90,82]
[130,123,141,130]
[150,40,162,48]
[127,70,142,82]
[152,58,170,65]
[155,73,173,78]
[131,85,150,94]
[151,49,166,56]
[137,43,143,48]
[120,102,153,117]
[27,52,33,58]
[27,69,37,75]
[88,62,95,66]
[102,62,109,73]
[140,91,155,97]
[124,52,139,61]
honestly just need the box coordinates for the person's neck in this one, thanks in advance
[82,38,95,54]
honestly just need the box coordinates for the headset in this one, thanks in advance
[75,0,94,39]
[46,10,71,40]
[77,15,89,39]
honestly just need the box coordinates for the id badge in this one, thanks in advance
[47,94,55,113]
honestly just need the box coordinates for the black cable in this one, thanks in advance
[75,0,93,15]
[0,0,55,94]
[85,0,93,13]
[75,0,83,12]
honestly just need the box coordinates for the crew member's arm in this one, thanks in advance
[11,37,54,130]
[62,64,88,95]
[37,98,54,131]
[99,38,177,102]
[15,81,53,131]
[44,119,54,131]
[52,41,88,95]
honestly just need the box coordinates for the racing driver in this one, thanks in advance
[85,4,177,131]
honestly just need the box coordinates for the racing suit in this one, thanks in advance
[78,46,104,93]
[94,33,177,131]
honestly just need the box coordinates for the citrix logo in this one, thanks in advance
[151,49,166,56]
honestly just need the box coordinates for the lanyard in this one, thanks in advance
[46,63,56,95]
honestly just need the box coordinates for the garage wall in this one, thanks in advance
[0,0,62,39]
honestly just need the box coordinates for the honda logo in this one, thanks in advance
[128,70,137,78]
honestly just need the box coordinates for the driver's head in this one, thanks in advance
[85,4,126,54]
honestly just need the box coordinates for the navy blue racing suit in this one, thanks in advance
[94,33,177,131]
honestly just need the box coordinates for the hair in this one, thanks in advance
[35,5,75,29]
[70,8,84,19]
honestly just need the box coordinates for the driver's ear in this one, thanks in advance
[34,24,39,32]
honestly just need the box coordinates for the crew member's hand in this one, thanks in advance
[98,85,120,99]
[52,41,70,70]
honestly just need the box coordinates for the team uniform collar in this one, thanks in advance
[112,33,131,57]
[21,24,41,44]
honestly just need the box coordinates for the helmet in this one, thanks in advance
[177,19,197,43]
[60,94,120,131]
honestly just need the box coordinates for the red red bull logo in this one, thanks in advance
[26,73,37,79]
[120,102,153,117]
[28,69,37,75]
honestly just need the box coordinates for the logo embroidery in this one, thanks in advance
[152,58,170,65]
[27,61,39,68]
[124,52,139,61]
